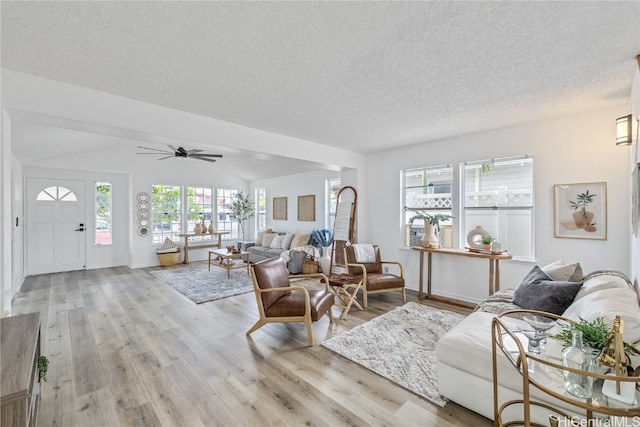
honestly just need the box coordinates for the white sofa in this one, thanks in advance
[436,268,640,423]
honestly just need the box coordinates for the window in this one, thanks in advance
[37,186,77,201]
[186,186,213,234]
[402,155,534,260]
[327,178,341,230]
[152,185,182,243]
[95,182,112,245]
[464,156,534,259]
[403,165,454,247]
[217,188,239,239]
[255,188,266,232]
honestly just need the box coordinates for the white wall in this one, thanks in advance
[365,105,631,303]
[11,154,24,297]
[1,109,13,315]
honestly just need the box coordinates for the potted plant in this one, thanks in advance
[404,207,452,248]
[554,317,640,370]
[480,235,495,250]
[569,190,597,232]
[229,190,255,242]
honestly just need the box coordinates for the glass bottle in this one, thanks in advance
[562,330,593,398]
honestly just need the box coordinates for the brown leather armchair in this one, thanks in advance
[344,244,406,308]
[247,257,335,346]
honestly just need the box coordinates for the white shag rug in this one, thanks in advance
[322,302,465,406]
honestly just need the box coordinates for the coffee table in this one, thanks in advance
[208,248,250,278]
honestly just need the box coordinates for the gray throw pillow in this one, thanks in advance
[512,265,583,315]
[287,251,307,274]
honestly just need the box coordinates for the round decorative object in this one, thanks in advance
[139,219,149,227]
[467,226,490,249]
[137,202,149,211]
[137,227,149,237]
[137,192,150,202]
[137,210,150,219]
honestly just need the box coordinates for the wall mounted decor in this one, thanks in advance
[273,197,288,220]
[554,182,607,240]
[297,195,315,221]
[136,192,151,237]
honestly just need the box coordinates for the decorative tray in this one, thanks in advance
[465,247,507,255]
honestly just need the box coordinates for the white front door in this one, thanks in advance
[26,178,86,275]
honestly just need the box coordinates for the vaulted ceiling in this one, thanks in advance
[2,1,639,178]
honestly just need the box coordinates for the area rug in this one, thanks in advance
[150,263,253,304]
[322,302,465,406]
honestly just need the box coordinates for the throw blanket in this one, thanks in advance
[280,245,317,262]
[352,244,376,263]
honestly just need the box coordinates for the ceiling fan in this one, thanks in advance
[136,145,223,163]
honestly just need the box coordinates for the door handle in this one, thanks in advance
[75,227,85,232]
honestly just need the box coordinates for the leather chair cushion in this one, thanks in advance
[252,258,291,309]
[365,273,404,291]
[265,290,335,321]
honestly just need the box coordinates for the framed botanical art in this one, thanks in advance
[297,195,315,221]
[554,182,607,240]
[273,197,287,220]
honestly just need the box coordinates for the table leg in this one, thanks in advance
[217,234,222,249]
[245,254,250,276]
[183,237,190,264]
[489,259,495,295]
[495,260,500,293]
[418,251,425,299]
[208,251,212,271]
[427,252,432,297]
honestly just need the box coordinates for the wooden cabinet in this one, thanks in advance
[1,313,42,427]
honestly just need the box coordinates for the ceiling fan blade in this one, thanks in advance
[137,146,172,153]
[157,155,174,160]
[186,149,203,155]
[194,157,217,163]
[192,154,223,158]
[167,145,178,153]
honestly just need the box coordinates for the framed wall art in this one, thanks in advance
[554,182,607,240]
[273,197,288,220]
[297,195,315,221]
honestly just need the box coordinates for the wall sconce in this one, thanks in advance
[616,114,633,145]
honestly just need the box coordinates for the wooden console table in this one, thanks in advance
[412,246,512,302]
[179,232,230,264]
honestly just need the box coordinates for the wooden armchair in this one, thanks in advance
[344,244,406,308]
[247,257,335,346]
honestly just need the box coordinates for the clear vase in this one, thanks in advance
[562,330,593,398]
[319,246,332,275]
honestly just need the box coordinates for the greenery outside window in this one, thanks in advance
[152,185,182,243]
[95,182,112,245]
[403,165,454,247]
[217,188,240,239]
[255,188,266,233]
[186,186,213,233]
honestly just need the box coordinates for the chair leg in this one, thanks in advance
[246,318,267,336]
[327,306,334,323]
[401,288,407,303]
[362,288,368,308]
[304,317,314,346]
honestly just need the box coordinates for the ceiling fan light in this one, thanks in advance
[616,114,632,146]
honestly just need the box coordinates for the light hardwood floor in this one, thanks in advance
[10,263,493,427]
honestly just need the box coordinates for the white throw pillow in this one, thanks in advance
[281,232,295,250]
[270,234,285,249]
[255,228,272,246]
[573,273,630,301]
[562,287,640,343]
[262,233,276,248]
[542,260,583,282]
[290,232,311,249]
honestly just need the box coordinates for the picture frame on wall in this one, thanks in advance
[273,197,287,220]
[554,182,607,240]
[297,195,315,221]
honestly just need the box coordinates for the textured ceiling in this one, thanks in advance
[2,1,640,161]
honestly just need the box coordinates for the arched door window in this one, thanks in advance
[36,186,78,202]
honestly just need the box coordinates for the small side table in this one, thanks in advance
[208,248,250,278]
[326,274,364,319]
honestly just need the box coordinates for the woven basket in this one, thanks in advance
[301,260,319,274]
[157,252,180,267]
